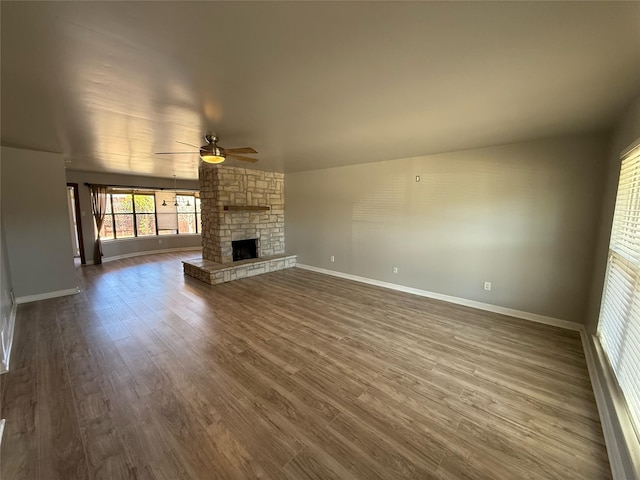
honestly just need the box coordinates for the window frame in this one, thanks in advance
[108,192,136,239]
[597,140,640,446]
[176,194,200,235]
[99,188,200,240]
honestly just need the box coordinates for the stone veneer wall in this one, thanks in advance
[199,165,285,264]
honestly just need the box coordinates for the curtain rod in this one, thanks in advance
[84,182,197,192]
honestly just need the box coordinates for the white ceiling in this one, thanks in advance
[2,1,639,179]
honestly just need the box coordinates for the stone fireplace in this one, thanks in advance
[183,165,296,284]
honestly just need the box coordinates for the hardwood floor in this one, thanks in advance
[1,252,610,479]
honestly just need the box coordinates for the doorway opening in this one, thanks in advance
[66,183,86,265]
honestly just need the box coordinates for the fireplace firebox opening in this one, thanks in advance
[232,239,258,262]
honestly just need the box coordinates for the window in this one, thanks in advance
[177,195,196,233]
[111,193,135,238]
[99,189,200,239]
[156,191,179,235]
[134,194,157,236]
[176,194,202,234]
[196,197,202,233]
[597,142,640,440]
[101,195,115,240]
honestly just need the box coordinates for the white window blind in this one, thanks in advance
[155,192,178,231]
[598,142,640,441]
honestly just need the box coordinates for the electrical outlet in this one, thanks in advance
[330,255,335,262]
[393,267,399,274]
[484,281,492,291]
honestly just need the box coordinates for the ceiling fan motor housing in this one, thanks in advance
[200,138,226,163]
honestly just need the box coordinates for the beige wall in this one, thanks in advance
[1,147,77,299]
[586,94,640,334]
[0,167,14,321]
[1,212,14,370]
[286,134,609,324]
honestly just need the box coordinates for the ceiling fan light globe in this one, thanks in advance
[201,153,226,164]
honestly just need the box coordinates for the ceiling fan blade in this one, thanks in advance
[176,141,201,149]
[227,154,259,163]
[225,147,258,154]
[154,151,198,155]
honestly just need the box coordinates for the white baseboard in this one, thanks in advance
[102,246,202,263]
[581,331,640,480]
[14,287,80,305]
[1,302,17,374]
[295,264,582,331]
[0,419,5,448]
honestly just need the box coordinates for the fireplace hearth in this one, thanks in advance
[233,239,258,262]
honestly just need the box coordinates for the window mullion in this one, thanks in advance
[132,193,138,237]
[155,194,160,235]
[110,194,117,239]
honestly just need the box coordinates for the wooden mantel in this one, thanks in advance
[223,205,270,212]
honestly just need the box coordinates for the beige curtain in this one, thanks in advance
[89,185,108,265]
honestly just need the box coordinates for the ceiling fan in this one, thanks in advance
[155,134,258,164]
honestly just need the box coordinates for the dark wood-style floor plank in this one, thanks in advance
[1,252,611,479]
[37,300,91,480]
